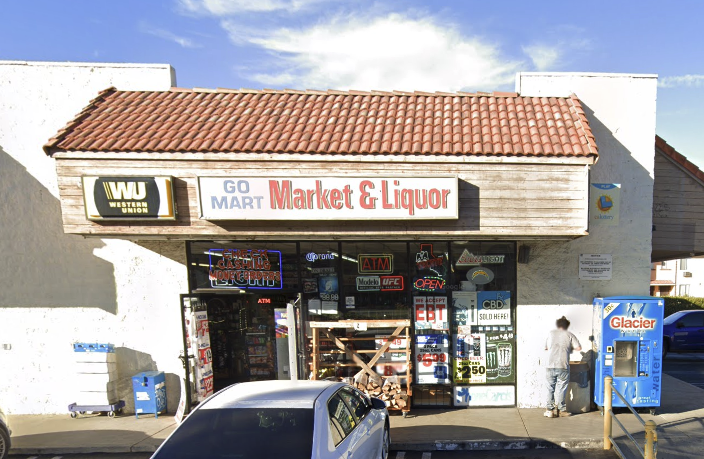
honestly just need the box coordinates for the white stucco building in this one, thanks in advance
[0,61,660,413]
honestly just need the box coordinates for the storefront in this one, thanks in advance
[183,240,516,406]
[34,72,659,412]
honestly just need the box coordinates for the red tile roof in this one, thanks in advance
[44,87,598,158]
[656,135,704,184]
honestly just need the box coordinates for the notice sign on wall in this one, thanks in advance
[590,183,620,226]
[82,176,175,221]
[198,177,458,220]
[209,249,283,289]
[415,334,450,384]
[579,254,613,280]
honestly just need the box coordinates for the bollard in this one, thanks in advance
[604,375,613,450]
[645,420,657,459]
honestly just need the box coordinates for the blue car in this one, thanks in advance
[662,310,704,357]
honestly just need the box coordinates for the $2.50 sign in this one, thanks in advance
[455,357,486,384]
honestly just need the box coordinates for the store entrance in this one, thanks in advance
[201,293,293,392]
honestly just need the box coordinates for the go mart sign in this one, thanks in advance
[198,176,458,220]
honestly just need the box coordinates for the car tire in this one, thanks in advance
[380,423,390,459]
[0,426,10,459]
[662,339,669,359]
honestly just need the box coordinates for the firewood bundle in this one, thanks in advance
[378,381,408,409]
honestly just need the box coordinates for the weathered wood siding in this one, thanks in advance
[652,150,704,260]
[55,156,589,239]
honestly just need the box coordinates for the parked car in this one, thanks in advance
[0,405,10,459]
[151,380,390,459]
[663,310,704,357]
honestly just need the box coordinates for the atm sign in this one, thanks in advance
[358,255,393,274]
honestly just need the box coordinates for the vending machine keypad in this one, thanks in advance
[638,340,650,377]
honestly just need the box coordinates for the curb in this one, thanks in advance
[392,438,603,451]
[12,438,604,455]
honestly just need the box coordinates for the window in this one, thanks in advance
[339,387,370,421]
[661,261,669,269]
[328,394,356,446]
[679,312,704,328]
[680,259,688,270]
[679,284,690,296]
[151,408,314,459]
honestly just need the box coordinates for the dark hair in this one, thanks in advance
[556,316,570,330]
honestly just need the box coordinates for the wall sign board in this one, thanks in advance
[198,176,458,220]
[82,176,175,221]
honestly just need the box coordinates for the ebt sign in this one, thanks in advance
[198,176,458,220]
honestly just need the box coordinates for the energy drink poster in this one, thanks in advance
[454,333,486,384]
[485,331,515,384]
[415,334,450,384]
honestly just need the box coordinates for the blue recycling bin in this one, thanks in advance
[132,371,167,419]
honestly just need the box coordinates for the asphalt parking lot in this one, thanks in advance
[663,352,704,389]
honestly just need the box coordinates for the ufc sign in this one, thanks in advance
[381,276,404,291]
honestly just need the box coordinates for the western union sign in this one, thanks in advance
[82,176,176,221]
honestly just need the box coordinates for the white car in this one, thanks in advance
[152,380,390,459]
[0,405,10,459]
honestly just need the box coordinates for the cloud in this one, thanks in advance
[178,0,329,15]
[659,75,704,88]
[223,13,524,91]
[140,23,202,48]
[522,44,560,71]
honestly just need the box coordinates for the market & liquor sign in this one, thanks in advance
[82,176,176,221]
[198,176,458,220]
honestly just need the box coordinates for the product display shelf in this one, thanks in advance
[309,320,412,416]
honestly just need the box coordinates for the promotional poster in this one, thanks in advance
[415,334,450,384]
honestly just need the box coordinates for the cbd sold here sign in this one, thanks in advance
[198,176,458,220]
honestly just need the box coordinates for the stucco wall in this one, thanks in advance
[0,61,187,414]
[515,73,658,407]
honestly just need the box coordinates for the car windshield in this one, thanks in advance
[153,407,314,459]
[664,311,686,325]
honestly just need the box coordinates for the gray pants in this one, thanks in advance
[546,368,570,411]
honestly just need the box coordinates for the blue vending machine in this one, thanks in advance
[594,296,664,411]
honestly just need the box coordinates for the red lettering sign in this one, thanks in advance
[358,254,394,274]
[380,276,404,291]
[609,316,656,330]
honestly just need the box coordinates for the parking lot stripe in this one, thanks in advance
[422,453,432,459]
[395,452,406,459]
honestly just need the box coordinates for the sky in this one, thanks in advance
[2,0,704,167]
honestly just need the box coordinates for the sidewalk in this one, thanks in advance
[9,374,704,456]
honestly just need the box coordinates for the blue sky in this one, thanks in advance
[3,0,704,166]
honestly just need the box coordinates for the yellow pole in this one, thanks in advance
[604,375,613,450]
[645,420,657,459]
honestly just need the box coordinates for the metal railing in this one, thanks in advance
[603,375,657,459]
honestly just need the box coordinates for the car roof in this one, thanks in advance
[201,380,345,410]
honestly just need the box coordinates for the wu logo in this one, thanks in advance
[103,181,147,200]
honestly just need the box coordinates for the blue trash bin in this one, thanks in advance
[132,371,167,419]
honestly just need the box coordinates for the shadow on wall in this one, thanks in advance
[0,146,117,313]
[115,347,181,414]
[518,103,654,307]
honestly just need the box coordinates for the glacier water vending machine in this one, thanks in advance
[594,296,664,412]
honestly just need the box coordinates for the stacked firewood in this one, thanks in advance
[352,379,408,409]
[379,381,408,409]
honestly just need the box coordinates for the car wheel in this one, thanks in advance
[380,423,390,459]
[662,340,669,359]
[0,426,10,459]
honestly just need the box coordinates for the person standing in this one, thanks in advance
[544,316,582,418]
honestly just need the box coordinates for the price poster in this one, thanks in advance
[415,334,450,384]
[454,333,486,384]
[414,296,449,330]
